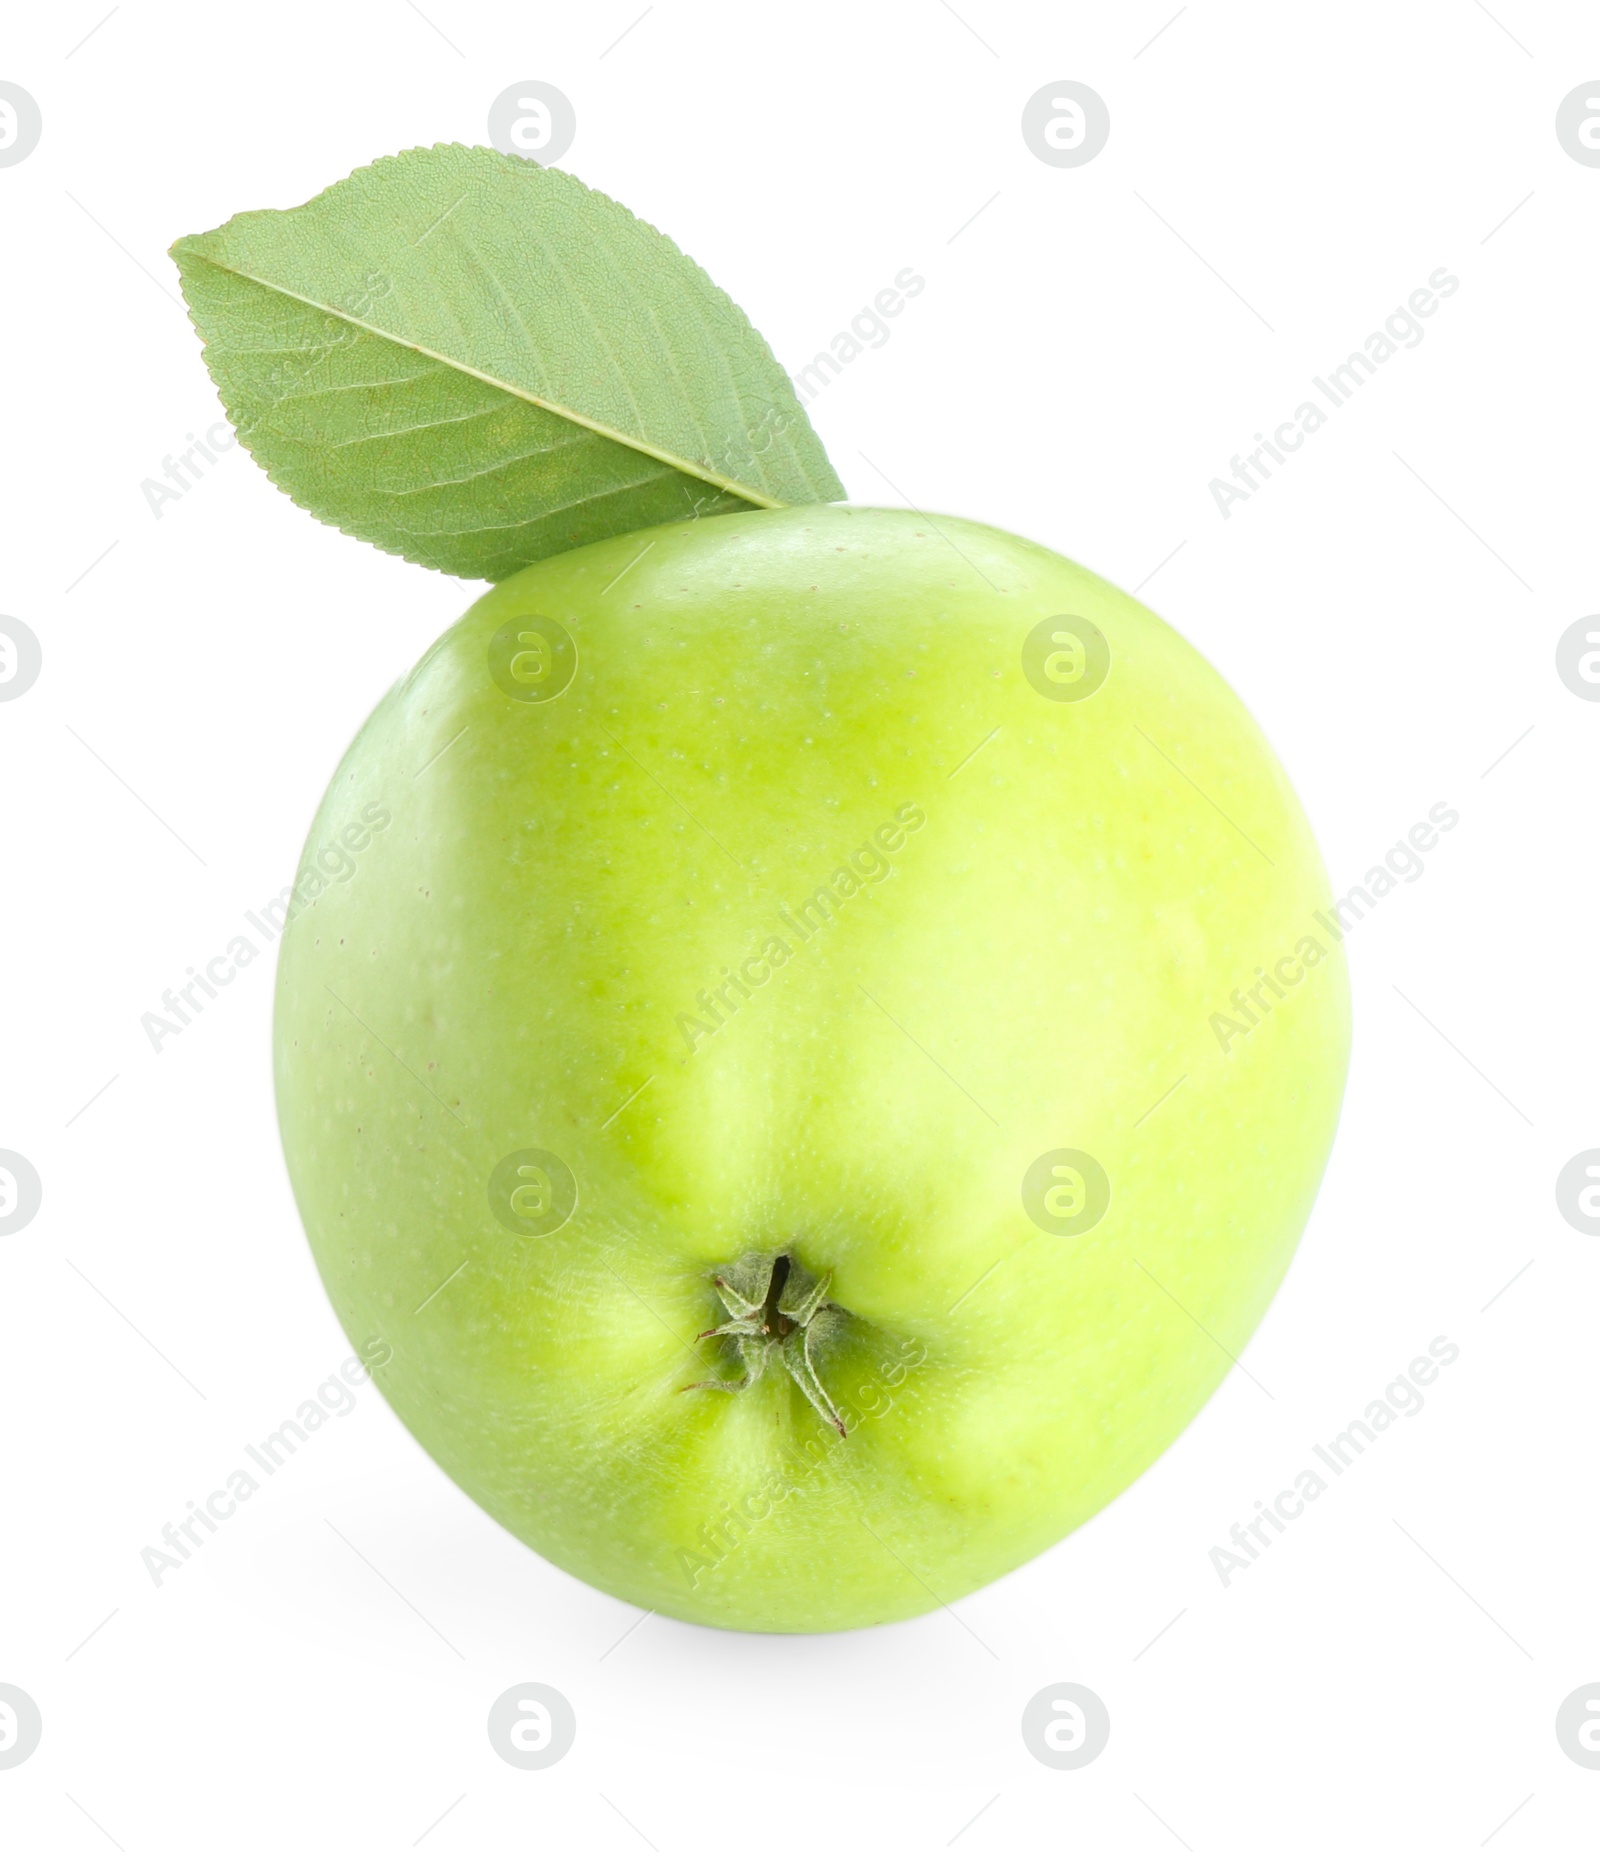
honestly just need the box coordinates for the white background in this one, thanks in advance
[1,1,1595,1845]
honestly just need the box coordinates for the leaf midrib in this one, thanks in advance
[179,250,786,511]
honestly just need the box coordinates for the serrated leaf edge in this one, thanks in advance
[171,248,788,512]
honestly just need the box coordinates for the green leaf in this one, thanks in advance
[170,144,844,581]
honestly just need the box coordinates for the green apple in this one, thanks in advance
[274,504,1348,1633]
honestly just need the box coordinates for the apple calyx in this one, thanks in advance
[684,1252,848,1437]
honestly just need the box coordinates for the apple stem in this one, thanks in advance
[683,1251,849,1438]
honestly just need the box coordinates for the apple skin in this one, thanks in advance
[274,504,1349,1633]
